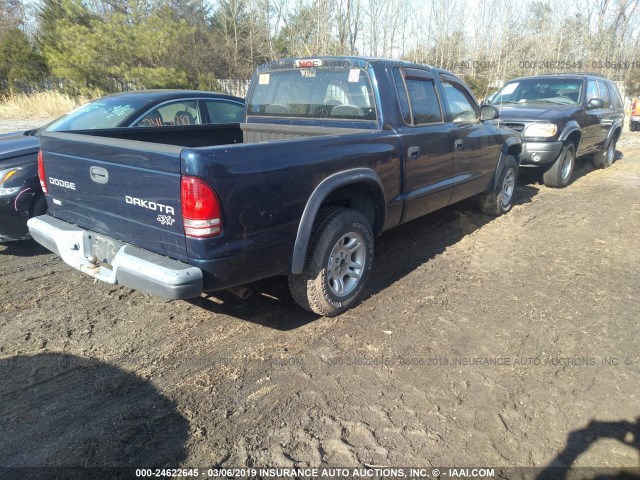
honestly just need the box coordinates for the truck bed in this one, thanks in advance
[70,122,375,148]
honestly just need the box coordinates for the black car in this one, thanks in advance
[0,90,244,241]
[488,74,624,187]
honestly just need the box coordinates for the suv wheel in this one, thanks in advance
[479,155,518,216]
[288,206,374,316]
[593,137,616,169]
[543,143,575,188]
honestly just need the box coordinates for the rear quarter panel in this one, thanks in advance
[181,130,401,277]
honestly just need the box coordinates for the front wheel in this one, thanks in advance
[288,206,374,316]
[593,137,616,169]
[479,155,518,216]
[543,143,575,188]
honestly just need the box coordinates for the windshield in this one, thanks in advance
[248,67,377,121]
[491,78,584,105]
[45,96,152,131]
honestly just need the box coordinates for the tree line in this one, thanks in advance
[2,0,640,99]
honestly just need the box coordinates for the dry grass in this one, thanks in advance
[0,91,89,120]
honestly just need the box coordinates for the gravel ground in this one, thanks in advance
[1,119,639,477]
[0,118,51,133]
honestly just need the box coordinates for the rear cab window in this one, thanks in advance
[247,59,377,122]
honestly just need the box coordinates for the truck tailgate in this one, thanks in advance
[40,132,187,260]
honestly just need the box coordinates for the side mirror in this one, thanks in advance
[587,98,604,109]
[480,105,500,121]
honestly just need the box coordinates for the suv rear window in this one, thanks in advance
[248,68,377,121]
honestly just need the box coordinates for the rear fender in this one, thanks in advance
[291,168,385,274]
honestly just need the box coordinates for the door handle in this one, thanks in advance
[454,139,464,151]
[407,146,421,160]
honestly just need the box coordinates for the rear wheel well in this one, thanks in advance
[320,182,384,234]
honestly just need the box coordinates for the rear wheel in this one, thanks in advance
[288,206,374,316]
[593,137,616,169]
[543,143,575,188]
[630,121,638,132]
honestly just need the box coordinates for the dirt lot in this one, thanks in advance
[1,119,639,476]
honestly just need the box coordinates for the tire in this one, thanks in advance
[592,137,616,169]
[630,121,637,132]
[543,143,575,188]
[479,155,518,216]
[288,206,374,316]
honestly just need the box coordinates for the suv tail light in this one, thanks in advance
[181,176,222,238]
[37,150,48,194]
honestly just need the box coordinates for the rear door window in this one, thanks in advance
[393,68,443,125]
[205,100,245,123]
[136,100,202,127]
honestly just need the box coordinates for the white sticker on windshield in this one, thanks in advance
[502,82,518,95]
[259,73,270,85]
[348,69,361,82]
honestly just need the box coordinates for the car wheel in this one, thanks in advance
[288,206,374,316]
[593,137,616,169]
[543,143,575,188]
[630,121,637,132]
[479,155,518,216]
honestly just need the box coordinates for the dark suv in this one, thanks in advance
[488,74,624,187]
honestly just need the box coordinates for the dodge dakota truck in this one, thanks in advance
[29,57,522,316]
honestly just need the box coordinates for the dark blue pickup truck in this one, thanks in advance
[29,57,522,316]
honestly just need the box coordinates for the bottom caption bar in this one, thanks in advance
[1,466,639,480]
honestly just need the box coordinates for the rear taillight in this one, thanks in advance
[181,176,222,238]
[37,150,48,194]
